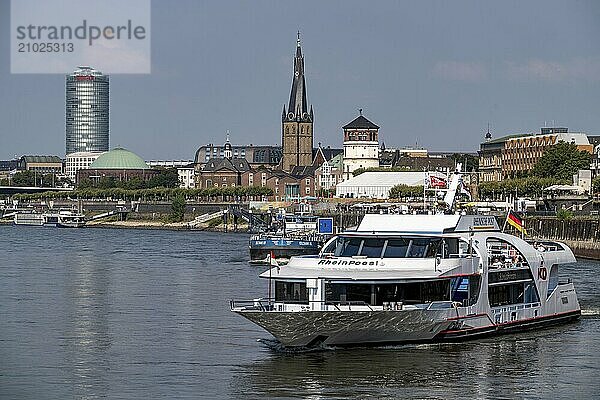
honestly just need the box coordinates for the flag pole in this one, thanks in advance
[423,168,427,212]
[502,209,509,233]
[268,252,272,307]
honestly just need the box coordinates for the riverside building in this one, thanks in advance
[479,127,593,182]
[65,66,109,155]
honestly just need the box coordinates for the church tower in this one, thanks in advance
[282,32,314,172]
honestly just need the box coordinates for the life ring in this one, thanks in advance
[538,267,548,280]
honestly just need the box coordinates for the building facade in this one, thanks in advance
[342,113,380,180]
[281,33,314,172]
[66,66,109,155]
[586,135,600,178]
[177,167,196,189]
[479,127,594,182]
[240,168,315,201]
[194,143,282,169]
[315,153,343,192]
[65,151,105,181]
[18,156,63,174]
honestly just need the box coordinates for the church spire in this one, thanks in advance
[285,31,310,122]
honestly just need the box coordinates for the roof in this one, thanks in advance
[291,165,317,177]
[357,214,461,234]
[21,155,63,164]
[336,171,443,188]
[342,115,380,130]
[89,148,149,170]
[202,157,250,173]
[329,153,343,169]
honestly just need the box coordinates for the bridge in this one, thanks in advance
[0,186,73,196]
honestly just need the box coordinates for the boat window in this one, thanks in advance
[337,237,362,257]
[407,238,429,257]
[326,280,452,306]
[347,284,372,304]
[275,281,308,304]
[383,239,409,258]
[488,266,539,307]
[326,237,443,259]
[489,282,526,307]
[325,283,371,305]
[360,239,385,258]
[547,264,559,298]
[321,237,340,254]
[524,282,540,303]
[486,238,529,270]
[450,275,481,306]
[420,280,450,303]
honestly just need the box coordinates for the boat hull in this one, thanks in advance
[235,308,581,348]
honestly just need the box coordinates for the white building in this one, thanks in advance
[178,166,196,189]
[342,113,380,180]
[336,171,443,199]
[147,160,194,168]
[65,151,105,182]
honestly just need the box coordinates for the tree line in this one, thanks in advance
[12,186,274,202]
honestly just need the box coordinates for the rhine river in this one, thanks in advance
[1,226,599,399]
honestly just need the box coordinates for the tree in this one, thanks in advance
[532,142,591,181]
[389,184,423,200]
[12,171,36,186]
[593,176,600,194]
[148,168,180,188]
[169,194,186,222]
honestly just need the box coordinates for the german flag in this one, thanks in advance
[507,211,527,235]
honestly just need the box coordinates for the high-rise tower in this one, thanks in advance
[281,32,314,172]
[65,66,109,155]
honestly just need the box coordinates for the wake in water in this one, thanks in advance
[581,308,600,318]
[258,338,335,353]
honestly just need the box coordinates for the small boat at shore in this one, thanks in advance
[249,214,331,264]
[57,211,86,228]
[232,214,581,348]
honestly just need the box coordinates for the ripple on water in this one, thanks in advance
[1,226,599,399]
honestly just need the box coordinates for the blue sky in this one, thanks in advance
[1,0,599,159]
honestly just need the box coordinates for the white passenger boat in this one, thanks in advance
[231,214,581,348]
[13,212,45,226]
[57,211,86,228]
[13,210,86,228]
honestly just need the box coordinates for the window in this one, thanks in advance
[338,237,362,257]
[360,239,385,258]
[275,281,308,303]
[326,283,371,304]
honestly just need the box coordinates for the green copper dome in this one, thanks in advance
[90,148,149,169]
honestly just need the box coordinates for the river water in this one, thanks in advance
[1,226,599,399]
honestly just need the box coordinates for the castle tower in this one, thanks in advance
[281,32,314,172]
[342,110,380,180]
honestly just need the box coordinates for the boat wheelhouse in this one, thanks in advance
[232,214,580,347]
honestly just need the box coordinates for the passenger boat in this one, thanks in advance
[249,214,328,264]
[232,214,581,348]
[13,212,45,226]
[57,211,86,228]
[13,210,86,228]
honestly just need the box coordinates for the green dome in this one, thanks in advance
[90,148,149,169]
